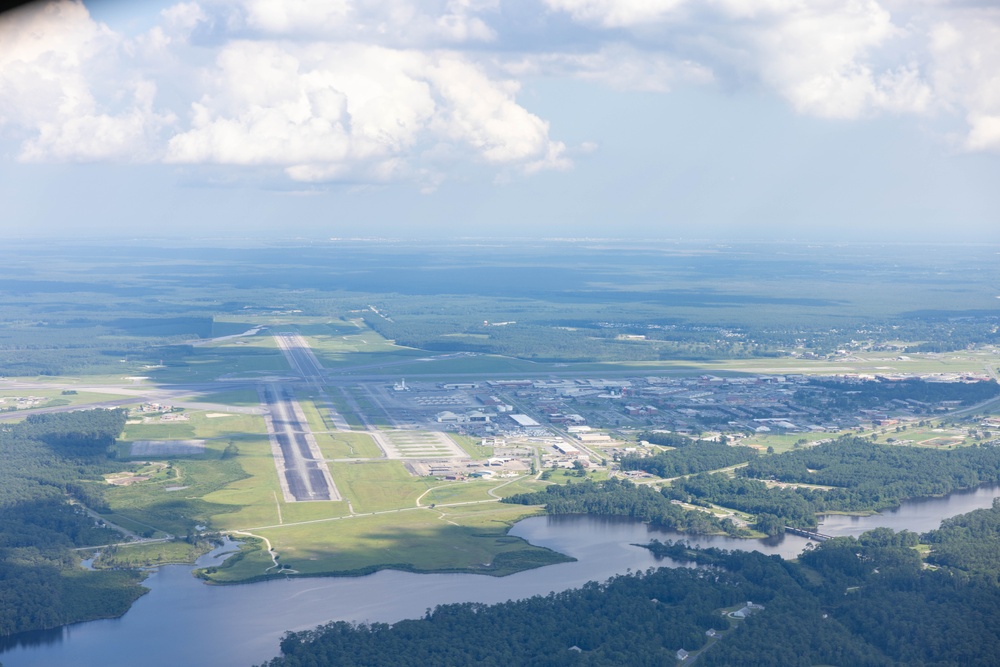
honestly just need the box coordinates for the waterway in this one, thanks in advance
[2,484,998,667]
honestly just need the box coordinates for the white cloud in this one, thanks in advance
[542,0,1000,150]
[0,0,171,161]
[200,0,497,45]
[508,43,713,93]
[165,40,567,180]
[4,0,1000,181]
[720,0,932,119]
[542,0,688,29]
[928,12,1000,151]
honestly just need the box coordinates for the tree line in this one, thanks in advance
[503,478,748,537]
[619,439,758,479]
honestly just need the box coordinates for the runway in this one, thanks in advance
[260,384,340,502]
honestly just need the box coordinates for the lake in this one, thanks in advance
[2,484,998,667]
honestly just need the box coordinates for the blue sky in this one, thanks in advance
[1,0,998,241]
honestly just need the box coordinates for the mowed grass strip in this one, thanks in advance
[309,430,385,459]
[329,461,433,513]
[295,392,335,432]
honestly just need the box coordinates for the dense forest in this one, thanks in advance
[0,410,147,636]
[740,436,1000,497]
[619,439,758,478]
[923,498,1000,580]
[653,437,1000,532]
[258,512,1000,667]
[502,478,748,537]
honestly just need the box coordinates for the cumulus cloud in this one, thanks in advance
[542,0,687,29]
[164,40,566,182]
[2,0,999,183]
[0,0,173,161]
[198,0,497,45]
[542,0,998,149]
[718,0,931,118]
[928,11,1000,150]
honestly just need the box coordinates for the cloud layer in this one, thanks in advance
[1,0,998,185]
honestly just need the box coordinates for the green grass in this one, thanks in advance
[0,389,136,410]
[450,433,493,459]
[490,476,549,498]
[742,432,841,454]
[146,343,290,382]
[93,539,214,568]
[330,461,433,513]
[344,387,390,427]
[104,456,252,536]
[316,432,383,459]
[193,388,264,407]
[324,391,365,429]
[202,503,560,582]
[198,432,351,530]
[421,481,498,505]
[120,410,266,447]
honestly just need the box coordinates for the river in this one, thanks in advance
[2,484,998,667]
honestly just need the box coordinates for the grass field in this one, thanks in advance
[741,432,841,454]
[103,455,253,536]
[93,539,215,568]
[193,388,263,407]
[420,480,500,505]
[330,461,434,512]
[0,388,137,409]
[450,433,494,459]
[146,341,290,383]
[118,410,266,449]
[202,502,560,582]
[315,431,384,459]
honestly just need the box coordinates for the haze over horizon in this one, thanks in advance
[1,0,998,242]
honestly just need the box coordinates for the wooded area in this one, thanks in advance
[0,410,147,636]
[258,506,1000,666]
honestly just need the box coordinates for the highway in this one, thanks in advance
[261,384,340,502]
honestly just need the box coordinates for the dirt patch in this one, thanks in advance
[106,474,151,486]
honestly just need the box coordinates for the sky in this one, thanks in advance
[0,0,998,241]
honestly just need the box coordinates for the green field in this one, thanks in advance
[201,502,560,582]
[93,539,215,568]
[450,433,494,459]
